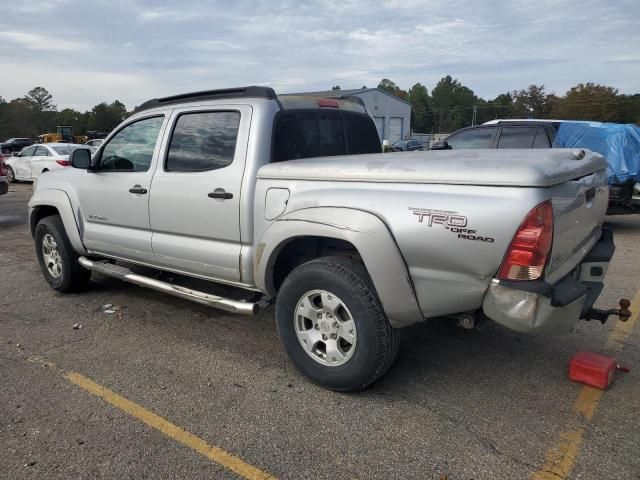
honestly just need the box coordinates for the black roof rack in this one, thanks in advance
[136,86,277,112]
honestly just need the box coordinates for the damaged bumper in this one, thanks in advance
[483,227,616,334]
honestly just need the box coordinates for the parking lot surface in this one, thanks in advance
[1,182,639,480]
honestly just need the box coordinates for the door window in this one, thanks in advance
[533,128,551,148]
[35,146,50,156]
[497,126,538,148]
[446,128,496,149]
[166,111,240,172]
[20,146,37,157]
[99,116,164,172]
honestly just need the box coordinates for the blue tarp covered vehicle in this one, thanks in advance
[553,121,640,214]
[552,121,640,184]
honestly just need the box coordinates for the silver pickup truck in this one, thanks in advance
[28,86,629,391]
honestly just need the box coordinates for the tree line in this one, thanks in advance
[373,77,640,133]
[0,87,128,140]
[2,80,639,140]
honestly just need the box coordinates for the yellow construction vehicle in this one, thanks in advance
[37,126,87,144]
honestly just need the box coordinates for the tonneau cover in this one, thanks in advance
[258,149,606,187]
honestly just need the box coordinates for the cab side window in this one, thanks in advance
[99,116,164,172]
[447,128,497,149]
[497,126,538,148]
[20,146,37,157]
[166,111,240,172]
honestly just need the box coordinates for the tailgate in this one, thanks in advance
[545,168,609,283]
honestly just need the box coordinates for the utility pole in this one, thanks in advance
[471,105,477,126]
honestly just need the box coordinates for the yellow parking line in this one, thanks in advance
[63,372,276,480]
[531,288,640,480]
[27,354,276,480]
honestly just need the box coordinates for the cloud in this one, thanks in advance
[0,0,637,110]
[0,31,77,51]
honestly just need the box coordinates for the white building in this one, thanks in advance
[287,88,412,143]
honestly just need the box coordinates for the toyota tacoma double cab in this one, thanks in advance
[28,86,630,391]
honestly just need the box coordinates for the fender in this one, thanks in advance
[28,188,87,255]
[255,207,423,328]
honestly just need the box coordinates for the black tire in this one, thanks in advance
[276,257,400,391]
[35,215,91,292]
[6,166,16,183]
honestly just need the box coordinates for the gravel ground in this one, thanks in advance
[1,182,639,480]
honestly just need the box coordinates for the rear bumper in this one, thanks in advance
[482,227,614,334]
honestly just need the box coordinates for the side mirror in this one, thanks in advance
[70,148,91,169]
[430,141,451,150]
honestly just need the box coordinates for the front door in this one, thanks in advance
[75,115,167,263]
[14,146,36,179]
[149,106,251,281]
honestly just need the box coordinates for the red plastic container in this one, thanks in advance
[569,351,618,390]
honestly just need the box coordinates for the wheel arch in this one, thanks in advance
[255,207,423,328]
[28,189,87,255]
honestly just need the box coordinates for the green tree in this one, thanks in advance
[511,84,548,118]
[430,76,477,132]
[377,78,408,100]
[87,100,127,132]
[408,83,431,132]
[24,86,56,111]
[331,85,341,90]
[552,83,620,122]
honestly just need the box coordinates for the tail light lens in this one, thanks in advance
[55,160,71,167]
[0,158,5,176]
[498,201,553,281]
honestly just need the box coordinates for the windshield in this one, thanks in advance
[52,146,76,155]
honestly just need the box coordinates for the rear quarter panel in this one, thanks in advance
[255,179,548,318]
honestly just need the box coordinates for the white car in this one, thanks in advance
[5,143,85,182]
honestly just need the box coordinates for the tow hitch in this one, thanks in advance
[583,298,632,324]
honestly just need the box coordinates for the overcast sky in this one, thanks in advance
[1,0,638,111]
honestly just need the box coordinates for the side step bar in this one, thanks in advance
[78,257,258,315]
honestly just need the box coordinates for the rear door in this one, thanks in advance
[148,105,251,281]
[30,146,51,178]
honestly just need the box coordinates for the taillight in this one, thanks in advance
[55,160,71,167]
[0,157,5,176]
[498,201,553,281]
[318,98,339,108]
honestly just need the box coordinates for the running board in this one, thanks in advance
[78,257,258,315]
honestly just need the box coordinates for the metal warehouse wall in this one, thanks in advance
[355,90,411,143]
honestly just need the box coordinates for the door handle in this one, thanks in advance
[129,185,148,194]
[208,190,233,200]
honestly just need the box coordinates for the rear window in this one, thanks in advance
[272,111,380,162]
[52,146,74,155]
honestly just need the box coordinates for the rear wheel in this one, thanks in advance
[6,166,16,183]
[35,215,91,292]
[276,257,400,391]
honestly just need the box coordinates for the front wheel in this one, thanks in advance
[276,257,400,391]
[35,215,91,292]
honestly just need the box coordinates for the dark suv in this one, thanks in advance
[0,138,34,154]
[432,120,638,214]
[431,121,559,150]
[392,139,424,151]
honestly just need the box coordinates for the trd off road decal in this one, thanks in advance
[409,207,495,243]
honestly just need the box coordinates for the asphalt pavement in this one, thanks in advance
[1,182,639,480]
